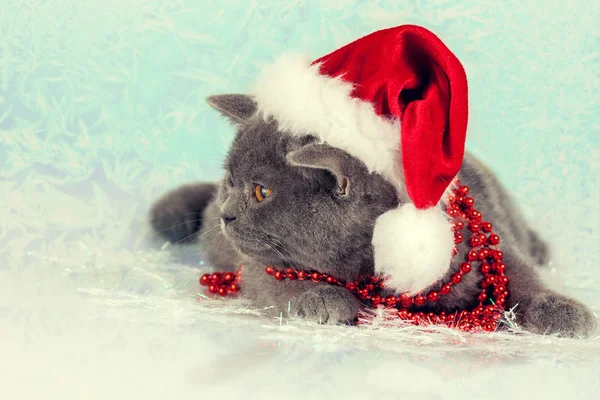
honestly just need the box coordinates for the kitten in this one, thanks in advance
[149,94,597,337]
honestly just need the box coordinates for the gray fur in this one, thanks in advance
[149,94,596,337]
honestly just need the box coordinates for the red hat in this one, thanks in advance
[250,25,469,294]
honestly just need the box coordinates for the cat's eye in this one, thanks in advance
[254,185,272,202]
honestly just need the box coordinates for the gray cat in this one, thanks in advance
[149,94,597,338]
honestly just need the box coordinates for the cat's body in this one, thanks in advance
[150,94,596,337]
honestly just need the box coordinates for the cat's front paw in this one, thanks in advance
[295,285,360,325]
[521,292,597,338]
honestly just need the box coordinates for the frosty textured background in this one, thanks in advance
[1,1,599,399]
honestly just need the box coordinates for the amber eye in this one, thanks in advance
[254,185,272,201]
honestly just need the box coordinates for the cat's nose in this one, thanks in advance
[221,213,237,224]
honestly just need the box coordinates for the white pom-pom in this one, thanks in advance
[372,203,455,294]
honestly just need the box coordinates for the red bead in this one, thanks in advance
[469,236,481,247]
[297,271,307,280]
[200,274,210,286]
[494,250,504,261]
[399,294,413,308]
[477,292,487,302]
[470,222,481,232]
[493,285,506,296]
[223,273,235,283]
[488,234,500,245]
[414,295,426,306]
[469,210,482,220]
[398,310,409,320]
[459,186,469,196]
[454,233,464,244]
[371,295,381,306]
[453,221,464,231]
[452,273,463,285]
[287,271,297,280]
[478,249,490,261]
[441,284,452,295]
[482,222,493,233]
[346,283,356,292]
[467,250,478,261]
[464,197,475,208]
[495,263,507,273]
[325,276,337,284]
[210,273,221,283]
[265,266,275,275]
[480,263,491,274]
[498,275,509,285]
[460,262,472,274]
[414,312,425,321]
[385,296,397,308]
[427,291,439,302]
[274,271,284,281]
[311,272,322,282]
[484,305,496,315]
[218,287,228,296]
[229,283,239,293]
[488,233,500,246]
[208,284,217,293]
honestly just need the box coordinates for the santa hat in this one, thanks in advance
[249,25,469,294]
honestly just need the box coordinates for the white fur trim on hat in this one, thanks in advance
[372,203,455,294]
[250,52,405,190]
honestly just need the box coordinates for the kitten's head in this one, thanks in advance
[207,94,399,280]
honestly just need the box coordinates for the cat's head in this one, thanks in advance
[207,94,399,281]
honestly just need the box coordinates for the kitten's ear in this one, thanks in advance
[286,143,353,197]
[206,94,257,125]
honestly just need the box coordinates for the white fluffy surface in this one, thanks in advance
[2,243,599,400]
[251,52,406,190]
[373,204,455,294]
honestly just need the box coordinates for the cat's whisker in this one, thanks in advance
[197,225,224,253]
[261,233,288,260]
[267,235,289,257]
[155,218,205,237]
[176,230,202,244]
[199,223,222,239]
[193,225,220,244]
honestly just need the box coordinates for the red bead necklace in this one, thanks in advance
[200,179,509,333]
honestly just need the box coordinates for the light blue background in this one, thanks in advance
[1,1,599,398]
[1,0,599,289]
[2,0,598,280]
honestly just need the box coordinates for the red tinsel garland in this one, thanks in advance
[200,179,509,333]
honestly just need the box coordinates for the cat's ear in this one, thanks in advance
[286,143,353,197]
[206,94,257,125]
